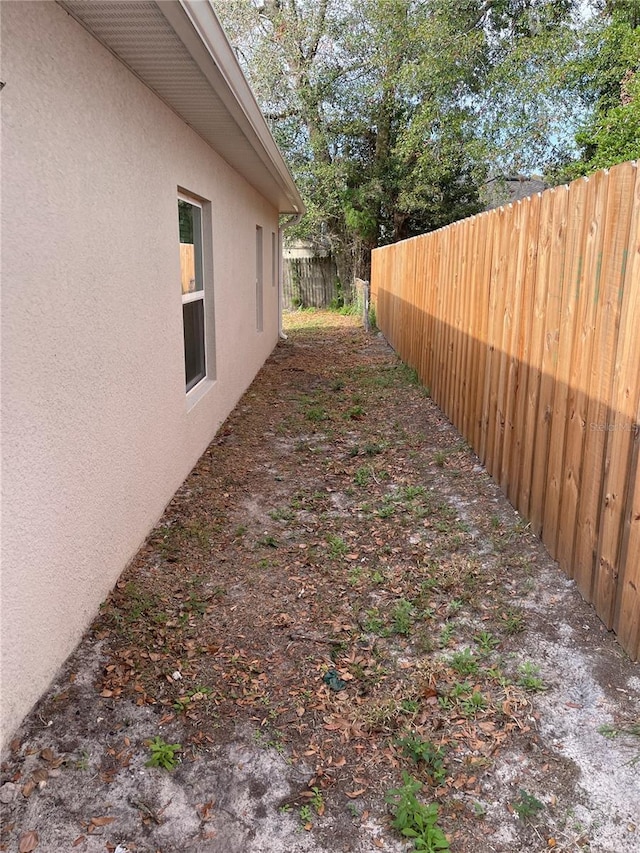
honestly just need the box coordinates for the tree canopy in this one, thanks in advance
[215,0,640,286]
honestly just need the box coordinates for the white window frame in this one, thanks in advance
[256,224,264,333]
[179,193,207,394]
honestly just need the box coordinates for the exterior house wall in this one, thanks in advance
[0,1,280,745]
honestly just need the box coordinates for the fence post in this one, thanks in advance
[363,280,370,331]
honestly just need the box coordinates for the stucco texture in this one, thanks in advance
[0,1,280,746]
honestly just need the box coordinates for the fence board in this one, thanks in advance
[511,193,541,511]
[594,162,638,627]
[558,174,605,582]
[371,161,640,660]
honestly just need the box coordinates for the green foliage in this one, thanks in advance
[517,661,547,691]
[391,598,414,635]
[512,789,545,820]
[386,773,450,851]
[397,737,447,785]
[215,0,638,283]
[449,648,479,676]
[145,736,181,770]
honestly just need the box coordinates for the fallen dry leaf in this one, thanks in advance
[21,780,36,798]
[18,830,39,852]
[90,816,115,827]
[345,788,366,798]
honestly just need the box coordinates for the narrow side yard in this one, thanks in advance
[1,312,638,853]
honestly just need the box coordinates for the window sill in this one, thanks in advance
[186,378,215,412]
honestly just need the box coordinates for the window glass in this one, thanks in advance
[179,200,203,294]
[179,197,206,391]
[183,300,205,391]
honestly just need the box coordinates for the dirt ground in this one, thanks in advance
[1,311,639,853]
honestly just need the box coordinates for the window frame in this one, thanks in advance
[179,193,208,394]
[256,224,264,333]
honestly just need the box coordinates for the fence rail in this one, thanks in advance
[371,161,640,660]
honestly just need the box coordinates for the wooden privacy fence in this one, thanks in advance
[283,255,339,309]
[371,161,640,660]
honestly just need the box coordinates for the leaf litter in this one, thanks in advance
[1,311,638,852]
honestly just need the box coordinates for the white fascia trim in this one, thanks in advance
[160,0,304,216]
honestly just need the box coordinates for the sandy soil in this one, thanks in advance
[1,312,638,853]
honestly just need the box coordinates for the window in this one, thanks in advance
[256,225,263,332]
[179,197,206,391]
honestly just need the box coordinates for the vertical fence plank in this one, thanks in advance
[544,179,587,562]
[461,217,479,442]
[472,214,493,454]
[540,185,570,556]
[500,201,529,497]
[511,193,541,511]
[520,190,554,523]
[594,162,638,626]
[483,206,510,475]
[559,174,606,581]
[612,164,640,658]
[572,170,611,599]
[530,187,569,542]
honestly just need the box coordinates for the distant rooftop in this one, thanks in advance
[483,175,548,210]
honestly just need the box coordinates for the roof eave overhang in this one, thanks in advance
[56,0,304,216]
[161,1,304,215]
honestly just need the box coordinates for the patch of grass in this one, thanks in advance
[354,466,371,486]
[258,534,279,548]
[433,450,447,467]
[364,442,383,455]
[448,648,479,676]
[386,773,450,851]
[347,405,365,420]
[145,736,181,771]
[598,722,640,763]
[511,790,544,821]
[347,565,363,585]
[439,624,455,648]
[326,533,348,559]
[362,608,389,637]
[310,787,325,815]
[460,691,487,716]
[391,599,414,635]
[269,506,294,522]
[173,685,212,713]
[398,363,421,387]
[74,750,90,771]
[498,607,525,634]
[517,662,546,692]
[397,737,447,785]
[306,405,328,422]
[474,631,500,654]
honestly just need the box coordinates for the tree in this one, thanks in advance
[215,1,608,288]
[557,1,640,178]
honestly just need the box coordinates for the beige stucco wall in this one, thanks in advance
[0,1,281,747]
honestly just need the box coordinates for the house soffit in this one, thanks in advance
[56,0,303,214]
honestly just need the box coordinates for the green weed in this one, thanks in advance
[517,662,546,692]
[391,599,414,635]
[145,736,181,771]
[512,790,544,821]
[386,773,450,851]
[327,533,348,558]
[449,649,479,676]
[397,737,447,785]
